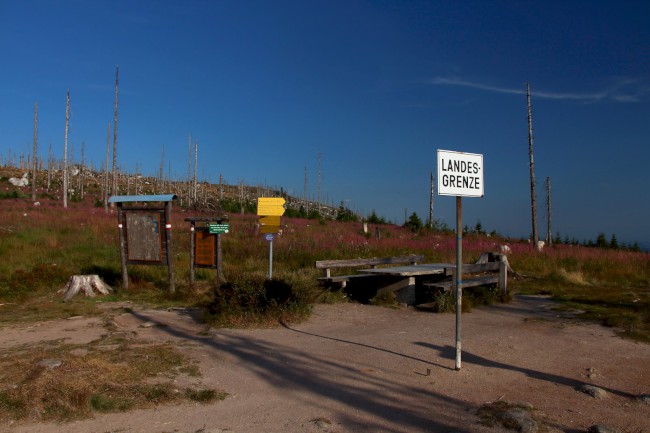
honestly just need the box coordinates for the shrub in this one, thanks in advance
[203,276,311,326]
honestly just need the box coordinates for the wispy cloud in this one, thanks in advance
[430,77,649,103]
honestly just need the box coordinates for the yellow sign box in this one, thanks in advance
[258,197,285,206]
[260,224,280,234]
[257,197,286,216]
[260,215,281,226]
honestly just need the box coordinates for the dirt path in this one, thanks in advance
[3,295,649,433]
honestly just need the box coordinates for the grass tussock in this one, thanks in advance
[203,276,312,327]
[0,338,226,424]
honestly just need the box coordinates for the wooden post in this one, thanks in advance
[499,260,508,296]
[117,206,129,289]
[189,221,195,286]
[165,200,175,294]
[216,232,224,285]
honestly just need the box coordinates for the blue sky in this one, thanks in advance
[1,1,649,246]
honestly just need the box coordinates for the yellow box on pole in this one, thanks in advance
[260,215,281,226]
[257,197,286,216]
[258,197,285,206]
[260,224,280,234]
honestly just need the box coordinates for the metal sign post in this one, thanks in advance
[437,149,484,371]
[264,233,275,279]
[258,197,285,280]
[455,196,463,370]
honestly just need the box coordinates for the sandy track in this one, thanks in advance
[3,296,649,433]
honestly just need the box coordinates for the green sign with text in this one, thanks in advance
[209,223,229,234]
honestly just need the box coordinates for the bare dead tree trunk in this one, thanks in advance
[32,102,38,201]
[546,176,552,246]
[193,139,198,202]
[112,66,119,202]
[158,143,165,193]
[104,122,110,212]
[186,133,193,207]
[526,82,538,248]
[47,143,53,191]
[317,152,322,215]
[63,90,70,208]
[429,171,434,229]
[239,179,244,214]
[79,141,85,200]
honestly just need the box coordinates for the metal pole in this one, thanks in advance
[268,239,273,279]
[455,196,463,370]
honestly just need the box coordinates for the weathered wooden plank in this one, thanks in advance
[318,274,378,283]
[460,262,500,273]
[315,255,424,269]
[423,275,499,291]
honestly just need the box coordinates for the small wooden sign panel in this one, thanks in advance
[194,229,217,268]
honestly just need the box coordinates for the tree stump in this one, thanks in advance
[61,275,113,302]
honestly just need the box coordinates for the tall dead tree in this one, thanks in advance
[112,66,119,200]
[47,143,53,191]
[317,152,322,215]
[526,82,539,248]
[546,176,552,246]
[80,141,85,200]
[32,102,38,201]
[104,122,110,212]
[193,139,198,202]
[63,90,70,208]
[428,171,434,229]
[303,166,308,212]
[187,133,192,207]
[158,143,165,192]
[239,179,244,214]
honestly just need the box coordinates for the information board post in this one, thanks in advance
[189,221,196,285]
[437,149,484,371]
[184,217,228,286]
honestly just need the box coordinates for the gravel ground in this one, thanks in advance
[2,295,649,433]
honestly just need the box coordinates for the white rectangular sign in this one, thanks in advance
[437,149,484,197]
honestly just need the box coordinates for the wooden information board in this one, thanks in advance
[126,211,162,262]
[195,230,216,267]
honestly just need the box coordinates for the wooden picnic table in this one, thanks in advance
[355,262,507,305]
[357,263,454,277]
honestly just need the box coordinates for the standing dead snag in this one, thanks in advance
[61,275,112,301]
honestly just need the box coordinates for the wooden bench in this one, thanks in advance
[423,261,508,294]
[315,255,425,287]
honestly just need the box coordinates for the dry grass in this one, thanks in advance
[0,333,225,423]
